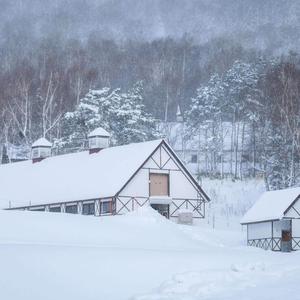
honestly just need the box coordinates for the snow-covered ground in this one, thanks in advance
[199,178,265,229]
[0,204,299,300]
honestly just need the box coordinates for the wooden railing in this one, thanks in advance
[248,237,300,251]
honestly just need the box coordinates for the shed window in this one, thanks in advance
[101,201,111,214]
[83,202,95,215]
[65,204,78,214]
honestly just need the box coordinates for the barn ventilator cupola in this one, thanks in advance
[88,127,110,154]
[31,137,52,163]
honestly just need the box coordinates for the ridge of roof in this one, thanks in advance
[241,186,300,224]
[0,139,163,209]
[161,139,210,202]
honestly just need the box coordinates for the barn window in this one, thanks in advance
[82,202,95,215]
[191,154,198,163]
[65,204,78,214]
[101,201,111,214]
[50,206,61,212]
[30,207,45,212]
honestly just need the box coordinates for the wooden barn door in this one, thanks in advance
[149,173,169,196]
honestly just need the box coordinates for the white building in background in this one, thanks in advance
[0,142,30,163]
[241,187,300,252]
[0,128,210,220]
[159,106,260,179]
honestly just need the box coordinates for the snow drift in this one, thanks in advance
[0,207,299,300]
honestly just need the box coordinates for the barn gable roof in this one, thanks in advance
[241,187,300,224]
[0,139,162,209]
[0,139,208,209]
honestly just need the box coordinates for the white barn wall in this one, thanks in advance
[120,145,199,200]
[118,144,203,217]
[293,219,300,236]
[169,171,198,199]
[293,198,300,212]
[248,222,272,240]
[285,198,300,218]
[120,168,149,197]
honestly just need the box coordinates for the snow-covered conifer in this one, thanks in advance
[54,82,159,152]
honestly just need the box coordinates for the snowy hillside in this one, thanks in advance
[0,207,299,300]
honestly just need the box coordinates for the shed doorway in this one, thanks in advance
[281,220,292,252]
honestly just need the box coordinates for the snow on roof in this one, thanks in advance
[241,187,300,224]
[0,139,162,209]
[32,138,52,148]
[88,127,110,137]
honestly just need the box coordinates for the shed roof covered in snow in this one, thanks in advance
[241,187,300,224]
[0,139,163,209]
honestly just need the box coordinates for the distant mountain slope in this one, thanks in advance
[1,0,299,52]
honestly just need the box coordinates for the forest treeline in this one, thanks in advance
[0,34,258,145]
[186,58,300,190]
[0,33,299,189]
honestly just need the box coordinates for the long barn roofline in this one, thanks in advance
[240,218,280,225]
[3,139,210,210]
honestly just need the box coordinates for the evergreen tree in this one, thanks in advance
[55,82,159,152]
[186,74,224,176]
[187,74,223,130]
[222,60,261,121]
[264,125,290,190]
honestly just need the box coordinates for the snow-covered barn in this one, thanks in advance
[241,187,300,251]
[0,128,210,220]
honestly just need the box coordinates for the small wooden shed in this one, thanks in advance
[241,187,300,252]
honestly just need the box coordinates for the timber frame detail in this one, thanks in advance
[248,237,300,251]
[116,195,205,218]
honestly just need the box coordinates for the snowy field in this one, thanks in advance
[200,178,265,229]
[0,202,299,300]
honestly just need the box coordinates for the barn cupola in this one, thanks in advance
[88,127,110,154]
[31,137,52,163]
